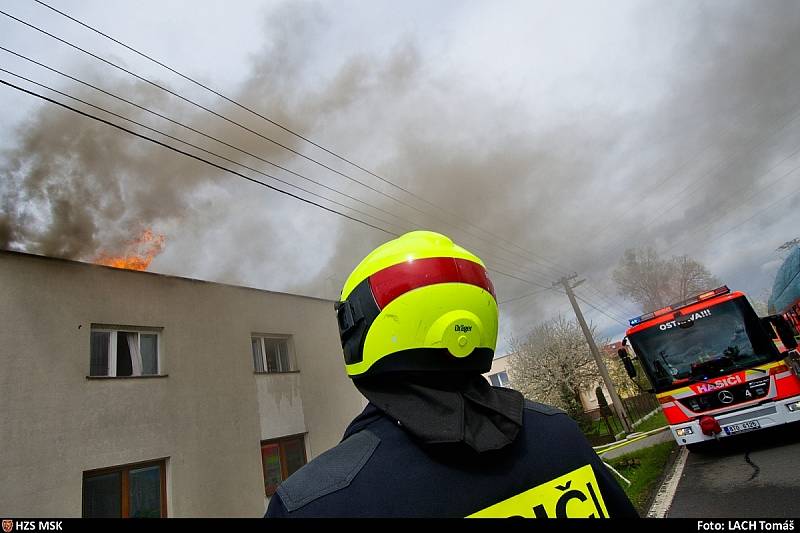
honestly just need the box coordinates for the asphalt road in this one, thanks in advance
[668,423,800,517]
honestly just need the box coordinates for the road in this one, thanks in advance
[667,423,800,517]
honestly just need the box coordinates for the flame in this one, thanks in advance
[93,229,166,271]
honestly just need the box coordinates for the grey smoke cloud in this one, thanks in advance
[2,0,800,349]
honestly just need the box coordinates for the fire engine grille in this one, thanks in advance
[678,377,770,413]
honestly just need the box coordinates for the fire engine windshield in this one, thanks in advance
[628,297,780,392]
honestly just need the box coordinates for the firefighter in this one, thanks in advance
[265,231,637,518]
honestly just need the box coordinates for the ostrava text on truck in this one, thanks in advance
[622,286,800,446]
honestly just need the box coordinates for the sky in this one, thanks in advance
[1,0,799,353]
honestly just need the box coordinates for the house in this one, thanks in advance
[0,250,365,517]
[575,342,627,412]
[484,353,511,388]
[487,349,619,415]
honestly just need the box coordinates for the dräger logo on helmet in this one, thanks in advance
[694,374,743,394]
[454,325,473,333]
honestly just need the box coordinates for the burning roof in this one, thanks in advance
[93,228,165,271]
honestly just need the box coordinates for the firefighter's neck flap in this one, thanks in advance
[356,372,524,453]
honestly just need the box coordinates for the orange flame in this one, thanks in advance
[94,229,166,271]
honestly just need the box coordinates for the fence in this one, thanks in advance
[623,392,660,423]
[577,393,660,446]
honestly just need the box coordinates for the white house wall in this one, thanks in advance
[254,374,306,441]
[0,251,364,517]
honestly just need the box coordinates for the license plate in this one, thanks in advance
[723,420,761,435]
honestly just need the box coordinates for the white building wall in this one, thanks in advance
[484,354,512,386]
[0,251,364,517]
[579,382,612,411]
[254,374,306,441]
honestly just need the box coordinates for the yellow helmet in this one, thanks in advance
[335,231,498,379]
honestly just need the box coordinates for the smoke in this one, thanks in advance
[0,74,210,259]
[0,3,421,285]
[2,0,800,344]
[628,1,800,249]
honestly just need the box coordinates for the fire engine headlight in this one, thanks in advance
[675,427,694,436]
[787,401,800,412]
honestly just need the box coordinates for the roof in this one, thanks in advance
[0,249,336,304]
[626,291,745,335]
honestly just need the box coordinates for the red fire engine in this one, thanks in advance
[617,286,800,448]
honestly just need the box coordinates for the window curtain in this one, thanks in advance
[127,333,143,376]
[252,338,265,373]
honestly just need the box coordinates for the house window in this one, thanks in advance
[82,459,166,518]
[261,435,307,496]
[251,335,295,373]
[90,327,161,377]
[488,371,510,388]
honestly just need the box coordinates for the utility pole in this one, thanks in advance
[557,275,632,433]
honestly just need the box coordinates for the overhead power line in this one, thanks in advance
[31,0,571,277]
[700,185,800,244]
[575,295,628,326]
[497,287,552,306]
[498,285,629,327]
[0,47,559,286]
[0,68,410,234]
[1,7,569,280]
[0,8,634,318]
[0,78,398,237]
[664,167,800,257]
[660,146,800,256]
[0,49,415,231]
[0,80,632,322]
[0,77,570,302]
[497,283,628,327]
[586,97,769,246]
[581,282,637,319]
[558,275,631,431]
[595,88,800,268]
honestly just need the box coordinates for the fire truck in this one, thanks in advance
[616,286,800,448]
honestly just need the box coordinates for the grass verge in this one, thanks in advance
[631,411,668,434]
[607,440,677,515]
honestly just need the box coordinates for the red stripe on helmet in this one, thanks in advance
[368,256,496,309]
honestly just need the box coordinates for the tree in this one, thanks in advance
[508,315,602,416]
[612,247,722,312]
[747,287,772,316]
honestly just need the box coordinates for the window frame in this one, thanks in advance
[82,458,168,518]
[260,433,307,497]
[497,371,510,387]
[488,371,510,387]
[89,326,163,378]
[251,335,297,375]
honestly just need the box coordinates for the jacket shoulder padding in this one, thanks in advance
[276,430,381,512]
[523,399,567,417]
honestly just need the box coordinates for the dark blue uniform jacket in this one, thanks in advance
[265,401,638,518]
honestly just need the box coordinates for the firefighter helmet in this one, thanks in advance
[335,231,498,378]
